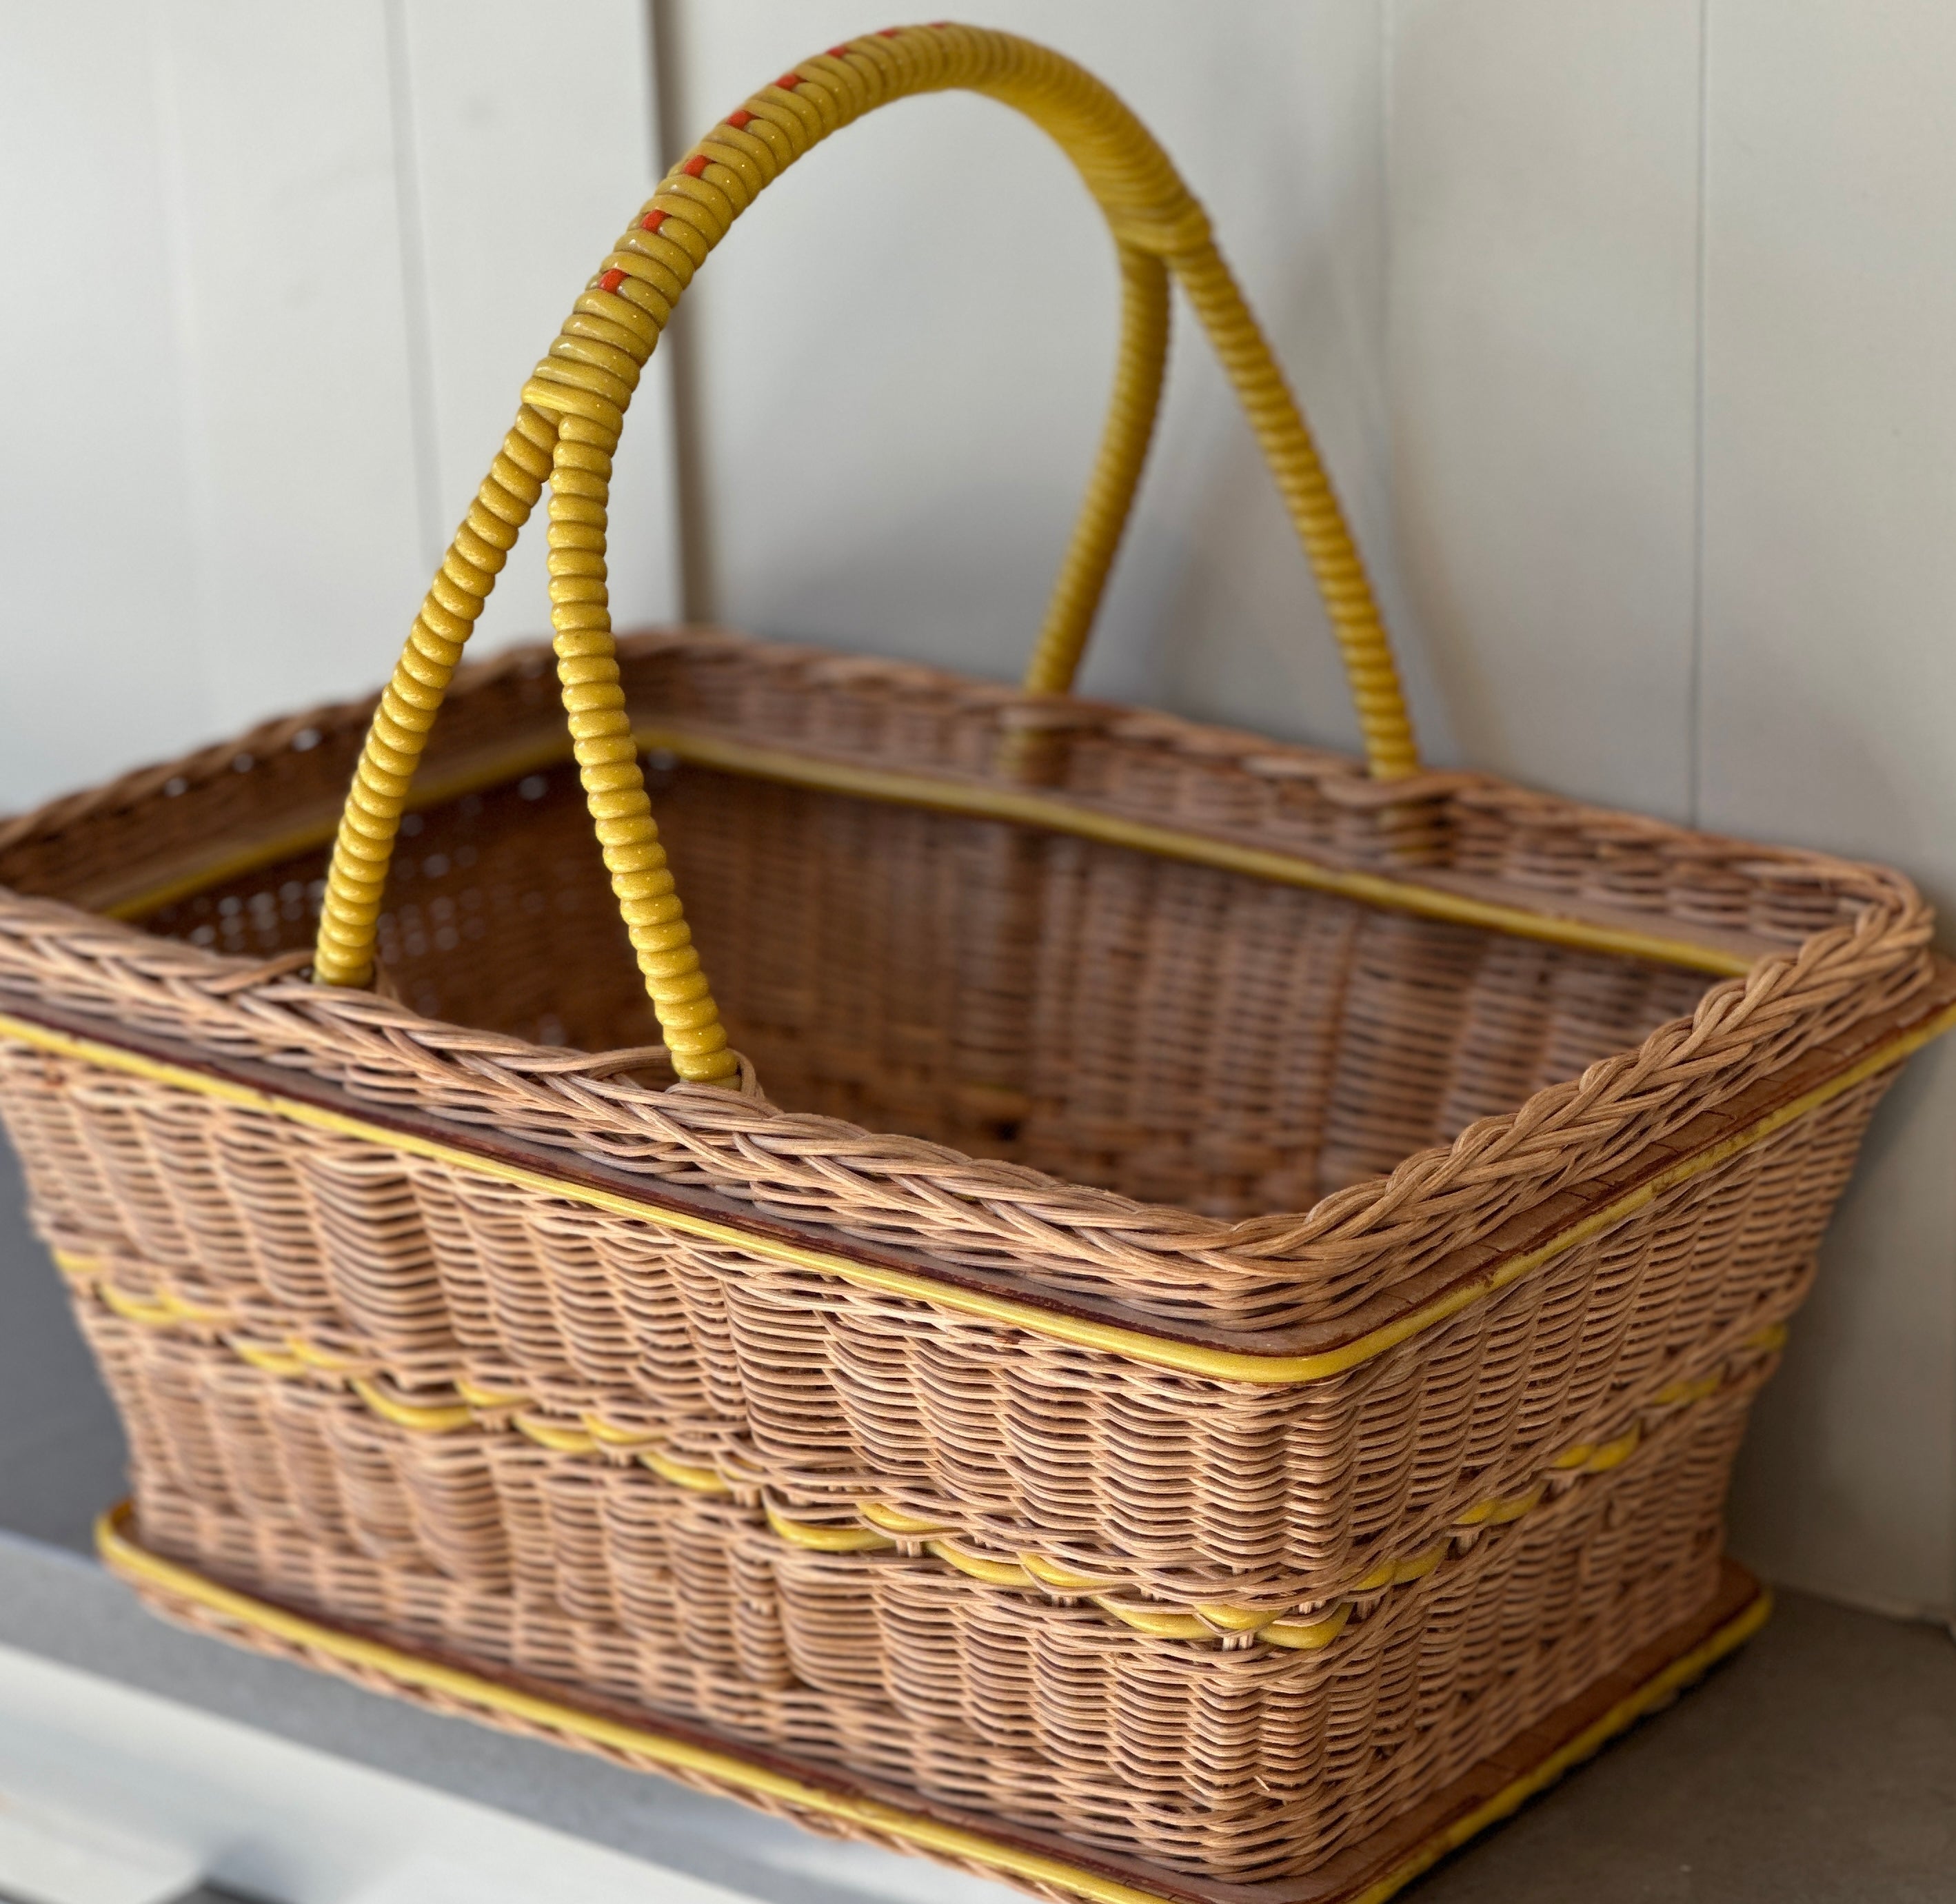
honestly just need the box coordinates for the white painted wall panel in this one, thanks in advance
[148,0,432,733]
[0,5,208,811]
[399,0,683,650]
[662,1,1451,762]
[1729,1044,1956,1617]
[1700,1,1956,1616]
[1384,0,1704,817]
[0,0,678,811]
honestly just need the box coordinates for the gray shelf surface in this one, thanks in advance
[3,1142,1953,1902]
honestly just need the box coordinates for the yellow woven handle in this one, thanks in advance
[313,22,1419,1085]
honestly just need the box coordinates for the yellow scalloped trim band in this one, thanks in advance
[858,1501,952,1539]
[638,1448,732,1495]
[513,1412,600,1455]
[763,1505,893,1554]
[1019,1552,1124,1594]
[581,1417,661,1450]
[1352,1547,1448,1593]
[286,1336,370,1376]
[1653,1370,1728,1408]
[230,1339,309,1379]
[97,1282,194,1330]
[54,1237,1791,1646]
[764,1345,1748,1648]
[351,1380,474,1435]
[455,1377,534,1410]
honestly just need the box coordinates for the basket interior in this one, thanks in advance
[129,756,1716,1219]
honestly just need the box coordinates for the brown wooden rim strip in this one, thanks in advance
[8,964,1955,1384]
[96,719,1766,978]
[99,1508,1770,1904]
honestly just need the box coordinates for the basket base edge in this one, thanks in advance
[94,1503,1766,1904]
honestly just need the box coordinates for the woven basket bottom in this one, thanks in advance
[101,1349,1751,1884]
[100,1507,1765,1904]
[105,1333,1748,1886]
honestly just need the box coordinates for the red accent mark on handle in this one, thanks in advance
[725,109,754,130]
[826,44,851,57]
[681,154,709,178]
[776,71,803,88]
[599,268,626,294]
[640,210,665,233]
[877,26,902,37]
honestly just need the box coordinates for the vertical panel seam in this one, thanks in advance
[1380,0,1400,747]
[1689,0,1711,828]
[646,0,717,624]
[383,0,445,577]
[140,0,223,733]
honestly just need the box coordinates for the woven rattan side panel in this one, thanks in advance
[93,1302,1762,1883]
[0,1035,1888,1603]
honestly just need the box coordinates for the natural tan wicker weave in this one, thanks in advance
[1,21,1950,1904]
[82,1293,1773,1882]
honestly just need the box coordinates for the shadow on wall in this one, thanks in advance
[0,1139,126,1552]
[1728,1035,1956,1617]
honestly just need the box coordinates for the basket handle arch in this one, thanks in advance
[313,20,1420,1085]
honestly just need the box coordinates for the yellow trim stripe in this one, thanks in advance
[103,718,1756,978]
[638,1449,732,1495]
[351,1380,474,1435]
[5,1000,1950,1385]
[633,727,1757,976]
[764,1504,894,1554]
[96,1504,1771,1904]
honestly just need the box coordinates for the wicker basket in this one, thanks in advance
[1,23,1950,1904]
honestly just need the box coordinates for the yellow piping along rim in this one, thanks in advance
[105,721,1759,978]
[96,1502,1772,1904]
[9,998,1952,1386]
[632,727,1760,977]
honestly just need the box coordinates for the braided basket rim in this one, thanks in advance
[0,630,1939,1323]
